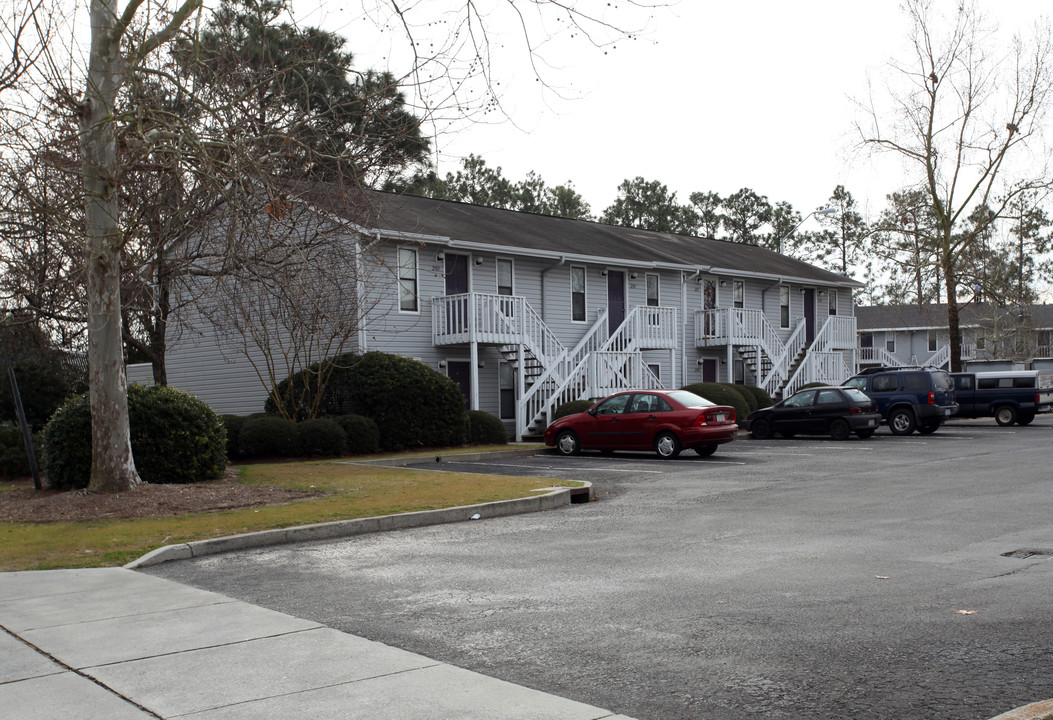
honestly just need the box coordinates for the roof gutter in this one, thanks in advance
[363,225,865,288]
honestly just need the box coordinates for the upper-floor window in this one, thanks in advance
[927,330,938,352]
[397,247,418,312]
[828,289,838,315]
[571,266,586,322]
[497,258,514,296]
[885,332,896,353]
[646,274,660,307]
[733,280,744,309]
[860,332,874,348]
[779,286,790,328]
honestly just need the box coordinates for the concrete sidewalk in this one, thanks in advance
[0,567,634,719]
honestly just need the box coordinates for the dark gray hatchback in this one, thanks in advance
[842,366,958,435]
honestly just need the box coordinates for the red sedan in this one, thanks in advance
[544,389,738,459]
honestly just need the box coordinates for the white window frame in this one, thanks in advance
[571,266,587,322]
[885,332,896,353]
[828,289,838,316]
[498,362,516,420]
[733,279,744,309]
[647,363,661,382]
[779,285,790,328]
[927,330,938,352]
[646,273,660,307]
[397,246,419,313]
[496,258,514,296]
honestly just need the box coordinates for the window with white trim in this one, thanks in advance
[646,274,660,307]
[828,289,838,315]
[397,247,418,312]
[571,266,586,322]
[885,332,896,353]
[497,258,513,296]
[733,280,744,309]
[927,330,937,352]
[499,362,516,420]
[779,286,790,328]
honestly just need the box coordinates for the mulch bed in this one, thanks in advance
[0,468,321,523]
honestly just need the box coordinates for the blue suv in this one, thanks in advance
[842,366,958,435]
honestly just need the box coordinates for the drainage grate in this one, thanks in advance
[1001,549,1053,559]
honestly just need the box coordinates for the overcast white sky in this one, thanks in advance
[297,1,1048,226]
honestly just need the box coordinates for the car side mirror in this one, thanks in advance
[588,408,598,416]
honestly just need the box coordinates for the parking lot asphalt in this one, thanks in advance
[145,418,1053,720]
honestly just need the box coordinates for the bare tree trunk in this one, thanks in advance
[942,247,962,373]
[81,0,141,493]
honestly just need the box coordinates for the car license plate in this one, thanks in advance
[944,409,951,416]
[715,413,727,423]
[867,419,876,427]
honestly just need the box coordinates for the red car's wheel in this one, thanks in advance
[654,431,682,459]
[555,429,580,456]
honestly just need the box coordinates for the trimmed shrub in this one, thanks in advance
[41,385,227,490]
[0,422,41,481]
[553,399,593,420]
[220,414,247,460]
[238,414,299,458]
[737,385,774,411]
[734,386,760,413]
[681,383,750,422]
[334,414,380,455]
[297,418,347,457]
[268,352,468,452]
[467,410,508,445]
[796,381,828,392]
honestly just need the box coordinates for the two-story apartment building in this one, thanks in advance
[131,191,864,439]
[856,303,1053,371]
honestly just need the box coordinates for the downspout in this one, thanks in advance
[357,230,384,353]
[682,268,703,385]
[539,256,567,323]
[761,277,784,314]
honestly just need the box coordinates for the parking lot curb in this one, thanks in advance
[988,699,1053,720]
[347,446,544,466]
[125,453,588,570]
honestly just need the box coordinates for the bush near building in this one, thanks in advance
[42,385,227,490]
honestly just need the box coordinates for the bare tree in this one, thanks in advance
[0,0,52,95]
[0,0,664,495]
[859,0,1053,371]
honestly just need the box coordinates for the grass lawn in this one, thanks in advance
[1,449,574,572]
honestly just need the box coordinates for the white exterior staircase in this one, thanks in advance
[433,293,676,439]
[695,308,856,398]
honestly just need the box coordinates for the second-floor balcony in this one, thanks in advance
[432,292,678,350]
[694,308,857,351]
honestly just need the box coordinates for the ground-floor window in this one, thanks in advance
[499,363,516,419]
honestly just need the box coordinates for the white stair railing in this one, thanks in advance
[783,351,853,397]
[859,346,900,366]
[782,316,859,394]
[920,344,951,369]
[517,311,608,439]
[760,319,807,397]
[525,306,676,436]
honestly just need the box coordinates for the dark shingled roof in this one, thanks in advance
[857,303,1053,330]
[361,191,863,287]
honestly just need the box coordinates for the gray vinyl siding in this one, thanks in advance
[151,300,291,415]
